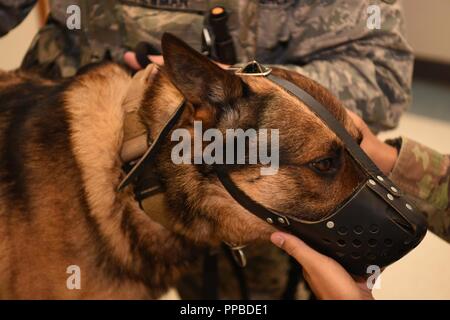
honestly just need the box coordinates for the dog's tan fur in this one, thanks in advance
[0,34,363,299]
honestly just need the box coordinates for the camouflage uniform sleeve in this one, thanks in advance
[389,137,450,242]
[273,0,413,133]
[0,0,37,37]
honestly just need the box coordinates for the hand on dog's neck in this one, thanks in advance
[120,64,184,163]
[120,65,156,162]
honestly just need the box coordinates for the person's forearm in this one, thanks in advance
[389,137,450,210]
[388,137,450,242]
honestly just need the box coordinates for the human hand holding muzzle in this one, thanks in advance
[271,232,374,300]
[122,41,164,71]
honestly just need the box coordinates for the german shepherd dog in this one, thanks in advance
[0,34,363,299]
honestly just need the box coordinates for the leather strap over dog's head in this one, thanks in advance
[214,62,427,275]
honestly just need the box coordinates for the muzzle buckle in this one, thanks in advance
[234,61,272,76]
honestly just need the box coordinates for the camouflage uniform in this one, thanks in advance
[1,0,412,132]
[388,137,450,242]
[0,0,420,299]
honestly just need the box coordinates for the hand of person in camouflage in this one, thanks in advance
[270,232,374,300]
[124,51,164,70]
[124,51,229,70]
[347,110,398,174]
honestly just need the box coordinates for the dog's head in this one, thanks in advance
[139,34,364,245]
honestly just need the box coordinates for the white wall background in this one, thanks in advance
[403,0,450,63]
[375,115,450,299]
[0,6,40,70]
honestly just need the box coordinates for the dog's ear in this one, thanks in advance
[162,33,243,109]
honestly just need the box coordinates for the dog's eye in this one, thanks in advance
[310,157,338,175]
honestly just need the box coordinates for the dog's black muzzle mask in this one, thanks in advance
[119,61,427,276]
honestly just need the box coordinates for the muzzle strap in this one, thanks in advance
[267,74,395,195]
[265,74,425,226]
